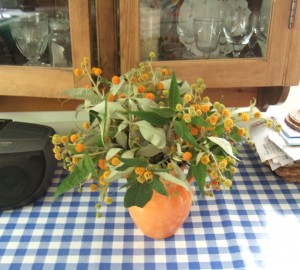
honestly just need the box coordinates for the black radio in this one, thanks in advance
[0,119,57,211]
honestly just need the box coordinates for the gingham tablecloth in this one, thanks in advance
[1,144,300,270]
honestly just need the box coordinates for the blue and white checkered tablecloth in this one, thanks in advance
[1,144,300,270]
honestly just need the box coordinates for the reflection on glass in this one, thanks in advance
[140,3,161,60]
[0,0,73,66]
[194,18,223,59]
[177,3,196,59]
[223,7,255,58]
[139,0,272,60]
[49,11,71,67]
[10,12,49,66]
[218,30,227,56]
[254,13,268,57]
[245,34,257,58]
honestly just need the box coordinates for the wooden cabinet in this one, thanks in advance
[0,0,299,111]
[119,0,300,107]
[0,0,118,112]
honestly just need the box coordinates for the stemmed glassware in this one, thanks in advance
[10,12,49,66]
[254,13,268,57]
[194,17,223,59]
[244,34,257,58]
[218,30,228,56]
[222,8,255,58]
[177,4,196,59]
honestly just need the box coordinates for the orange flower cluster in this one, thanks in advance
[134,167,154,184]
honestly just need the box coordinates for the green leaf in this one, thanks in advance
[64,88,101,104]
[179,80,192,95]
[100,118,110,147]
[105,167,134,183]
[232,146,240,157]
[151,107,175,118]
[171,161,186,181]
[174,120,199,148]
[53,168,86,201]
[83,133,104,148]
[152,176,168,197]
[53,154,96,201]
[124,182,153,208]
[104,92,108,118]
[119,177,136,189]
[91,101,126,118]
[191,163,206,196]
[224,170,232,180]
[75,103,86,117]
[169,71,180,110]
[106,148,123,161]
[186,166,194,182]
[213,125,224,136]
[151,168,170,173]
[230,126,243,143]
[81,153,98,179]
[137,144,164,158]
[207,136,237,159]
[128,99,139,111]
[98,94,111,146]
[115,131,128,149]
[191,117,212,128]
[129,111,169,126]
[154,172,192,194]
[134,120,166,149]
[89,110,101,125]
[134,98,159,111]
[121,150,135,159]
[196,152,205,165]
[120,157,149,167]
[65,143,77,155]
[115,164,131,171]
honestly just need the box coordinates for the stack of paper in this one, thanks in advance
[249,107,300,171]
[279,120,300,146]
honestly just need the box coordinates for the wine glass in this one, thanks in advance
[194,18,223,59]
[223,8,255,58]
[177,4,196,59]
[244,34,257,58]
[218,30,228,56]
[10,12,49,66]
[254,13,268,57]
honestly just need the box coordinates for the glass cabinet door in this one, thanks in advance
[120,0,294,88]
[0,0,72,67]
[139,0,271,61]
[0,0,93,97]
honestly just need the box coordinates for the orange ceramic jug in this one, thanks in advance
[128,180,193,239]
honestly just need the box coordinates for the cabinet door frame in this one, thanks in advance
[0,0,92,98]
[119,0,296,88]
[285,0,300,86]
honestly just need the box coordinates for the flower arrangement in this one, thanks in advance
[51,53,280,217]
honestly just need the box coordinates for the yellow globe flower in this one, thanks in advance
[201,155,210,165]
